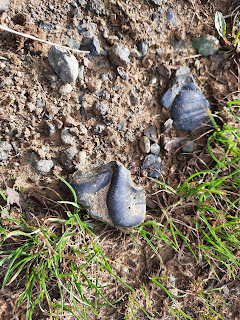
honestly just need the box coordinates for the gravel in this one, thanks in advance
[0,141,12,161]
[136,40,148,59]
[150,143,160,154]
[144,125,157,142]
[93,100,109,116]
[48,46,79,83]
[77,22,97,37]
[166,7,177,26]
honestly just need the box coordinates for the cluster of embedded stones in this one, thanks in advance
[45,45,210,229]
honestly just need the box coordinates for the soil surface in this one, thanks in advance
[0,0,240,319]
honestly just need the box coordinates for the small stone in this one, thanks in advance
[0,0,9,12]
[144,125,157,142]
[93,100,109,116]
[112,85,120,92]
[136,40,148,59]
[77,22,96,37]
[148,0,162,6]
[60,146,78,173]
[142,154,162,178]
[46,123,56,136]
[139,136,151,153]
[78,65,84,79]
[192,35,219,56]
[88,0,105,15]
[130,48,141,58]
[70,161,146,228]
[166,7,177,26]
[87,79,102,93]
[93,124,105,134]
[150,143,160,154]
[48,46,79,83]
[108,45,130,67]
[156,48,162,56]
[39,20,55,31]
[61,128,73,144]
[66,38,80,50]
[75,150,86,170]
[181,141,194,153]
[124,130,133,141]
[149,78,157,85]
[100,73,108,82]
[163,119,173,132]
[117,121,126,131]
[80,37,101,57]
[169,275,176,288]
[0,141,12,161]
[35,159,54,174]
[152,13,158,21]
[129,90,139,106]
[59,83,73,95]
[103,29,108,39]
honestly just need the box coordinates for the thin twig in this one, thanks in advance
[0,25,89,54]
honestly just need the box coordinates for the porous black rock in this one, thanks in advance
[161,66,211,131]
[142,154,162,178]
[71,161,146,228]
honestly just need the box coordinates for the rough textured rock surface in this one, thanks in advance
[48,46,79,83]
[71,161,146,228]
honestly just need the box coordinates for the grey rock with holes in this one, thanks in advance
[48,46,79,83]
[0,141,12,161]
[70,161,146,228]
[0,0,9,12]
[161,66,211,131]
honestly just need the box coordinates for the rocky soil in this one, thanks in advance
[0,0,240,319]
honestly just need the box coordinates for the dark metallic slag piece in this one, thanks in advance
[71,161,146,229]
[161,66,211,131]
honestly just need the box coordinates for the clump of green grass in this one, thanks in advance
[0,177,135,320]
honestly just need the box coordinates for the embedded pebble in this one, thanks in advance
[108,45,130,67]
[163,119,173,132]
[192,35,219,56]
[75,150,86,171]
[46,123,56,136]
[144,125,157,142]
[150,143,160,155]
[93,100,109,116]
[35,159,54,174]
[142,154,162,178]
[149,78,157,85]
[148,0,162,6]
[39,20,55,31]
[80,37,101,57]
[166,7,177,26]
[181,141,195,153]
[129,90,139,105]
[60,146,78,173]
[61,128,74,144]
[139,136,151,154]
[152,13,158,21]
[70,161,146,228]
[124,130,133,141]
[100,73,109,82]
[0,141,12,161]
[161,66,211,131]
[156,48,162,56]
[93,124,105,134]
[78,65,85,79]
[77,22,96,37]
[48,46,79,83]
[136,40,148,59]
[0,0,9,12]
[59,83,73,95]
